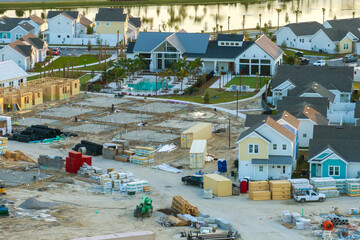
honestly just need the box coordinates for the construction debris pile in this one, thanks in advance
[171,195,200,217]
[10,125,62,143]
[38,155,64,170]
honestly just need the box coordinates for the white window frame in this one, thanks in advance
[248,144,259,154]
[344,43,349,50]
[273,144,277,150]
[329,166,340,176]
[282,144,287,150]
[259,166,263,172]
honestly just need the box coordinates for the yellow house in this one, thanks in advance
[339,37,353,54]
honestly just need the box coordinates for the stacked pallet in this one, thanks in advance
[270,180,291,200]
[248,181,271,201]
[288,178,313,196]
[335,179,347,193]
[171,195,199,217]
[310,177,339,198]
[346,179,360,196]
[129,146,155,165]
[0,137,7,155]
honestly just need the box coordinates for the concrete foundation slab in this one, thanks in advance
[154,119,198,130]
[91,112,152,124]
[15,117,60,127]
[63,124,113,133]
[75,97,134,108]
[127,102,186,113]
[38,107,95,118]
[122,130,178,142]
[0,169,52,187]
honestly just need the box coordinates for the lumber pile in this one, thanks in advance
[171,195,199,217]
[4,150,36,163]
[270,180,291,200]
[248,181,271,201]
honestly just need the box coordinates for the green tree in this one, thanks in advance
[204,91,210,104]
[171,57,189,91]
[86,25,93,34]
[293,9,302,23]
[276,8,282,30]
[87,40,92,54]
[322,8,326,23]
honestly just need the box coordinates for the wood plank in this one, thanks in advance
[282,223,294,229]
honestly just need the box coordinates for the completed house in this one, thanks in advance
[0,16,36,44]
[0,60,28,88]
[308,126,360,179]
[276,18,360,54]
[95,8,142,46]
[127,32,283,75]
[237,112,299,181]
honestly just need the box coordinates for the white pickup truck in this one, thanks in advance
[294,189,326,203]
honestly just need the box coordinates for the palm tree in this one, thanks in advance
[322,8,326,23]
[228,16,230,32]
[353,11,356,18]
[242,15,246,34]
[293,9,302,23]
[259,14,262,35]
[220,25,223,34]
[285,12,289,24]
[276,8,282,30]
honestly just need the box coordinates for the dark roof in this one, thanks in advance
[308,139,360,163]
[277,96,329,117]
[47,11,79,20]
[126,41,135,54]
[185,40,254,59]
[245,114,280,128]
[29,15,45,25]
[19,22,34,32]
[321,28,351,41]
[252,155,293,165]
[313,125,360,140]
[95,8,126,22]
[284,21,324,36]
[217,34,244,41]
[325,18,360,39]
[79,16,92,26]
[272,65,354,93]
[355,101,360,118]
[129,17,141,28]
[0,17,29,31]
[255,34,283,60]
[20,33,45,50]
[237,121,264,142]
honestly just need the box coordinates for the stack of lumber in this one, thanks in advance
[248,181,271,201]
[171,195,200,217]
[270,180,291,200]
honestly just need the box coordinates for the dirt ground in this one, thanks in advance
[3,94,359,240]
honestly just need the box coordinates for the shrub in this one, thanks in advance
[204,91,210,104]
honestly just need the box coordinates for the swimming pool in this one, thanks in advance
[127,78,174,91]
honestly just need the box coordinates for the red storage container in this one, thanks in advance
[82,155,92,166]
[69,151,82,159]
[66,157,81,173]
[240,180,248,193]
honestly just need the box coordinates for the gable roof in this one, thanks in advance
[283,21,324,36]
[277,96,329,117]
[128,17,141,28]
[132,32,173,52]
[272,65,354,93]
[264,116,296,141]
[320,28,356,42]
[255,34,283,59]
[302,105,329,125]
[237,120,266,142]
[313,125,360,140]
[245,114,278,127]
[47,11,79,20]
[95,8,127,22]
[79,16,92,26]
[0,16,31,32]
[325,18,360,39]
[29,15,45,25]
[280,110,300,129]
[8,39,32,57]
[217,34,244,41]
[19,22,35,32]
[0,60,28,82]
[20,33,46,50]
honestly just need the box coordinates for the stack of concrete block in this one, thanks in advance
[269,180,291,200]
[38,155,63,170]
[248,181,271,201]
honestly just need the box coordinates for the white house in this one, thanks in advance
[237,113,299,181]
[0,60,28,88]
[20,33,48,63]
[0,16,36,44]
[127,32,283,75]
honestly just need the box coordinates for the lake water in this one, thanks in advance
[3,0,360,32]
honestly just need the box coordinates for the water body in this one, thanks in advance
[2,0,360,32]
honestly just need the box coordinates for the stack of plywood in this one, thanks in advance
[248,181,271,201]
[171,195,199,217]
[269,180,291,200]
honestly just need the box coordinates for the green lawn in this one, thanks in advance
[76,60,114,71]
[162,89,256,104]
[80,74,93,85]
[282,47,344,57]
[35,54,110,72]
[27,72,86,81]
[224,76,270,88]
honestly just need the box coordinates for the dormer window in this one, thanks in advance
[226,42,229,45]
[231,43,234,45]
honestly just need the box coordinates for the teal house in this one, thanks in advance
[308,126,360,179]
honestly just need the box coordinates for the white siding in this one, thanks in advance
[10,26,29,42]
[347,162,360,178]
[46,14,74,44]
[276,27,297,48]
[310,30,336,54]
[0,46,28,70]
[298,119,315,147]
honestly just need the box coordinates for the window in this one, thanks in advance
[235,43,239,46]
[231,42,234,45]
[75,83,78,88]
[273,144,277,150]
[311,192,316,196]
[251,59,259,63]
[259,166,263,172]
[58,35,61,38]
[106,22,110,26]
[37,92,40,98]
[344,43,349,50]
[303,133,307,138]
[58,22,60,25]
[226,42,229,45]
[328,44,330,47]
[240,59,249,63]
[248,144,259,154]
[283,166,286,174]
[282,144,287,150]
[261,59,271,64]
[329,166,340,176]
[221,42,224,45]
[67,35,70,38]
[286,38,289,40]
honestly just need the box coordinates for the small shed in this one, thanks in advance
[189,140,207,169]
[204,174,232,197]
[181,122,212,148]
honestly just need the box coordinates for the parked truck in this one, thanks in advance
[294,189,326,203]
[181,175,204,188]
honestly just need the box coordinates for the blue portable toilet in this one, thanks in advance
[218,159,227,172]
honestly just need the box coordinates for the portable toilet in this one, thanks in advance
[218,159,227,172]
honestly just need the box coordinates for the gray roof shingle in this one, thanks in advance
[255,34,283,60]
[252,155,293,165]
[129,17,141,28]
[277,96,329,117]
[217,34,244,41]
[284,21,324,36]
[95,8,126,22]
[47,11,79,20]
[325,18,360,39]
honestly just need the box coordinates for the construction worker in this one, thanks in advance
[7,104,10,112]
[14,120,18,125]
[212,226,216,233]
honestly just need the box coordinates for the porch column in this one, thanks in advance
[202,62,205,73]
[267,165,269,179]
[214,61,217,73]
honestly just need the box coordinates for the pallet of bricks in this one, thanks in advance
[171,195,200,217]
[0,137,7,155]
[288,178,313,197]
[269,180,291,200]
[346,179,360,197]
[248,181,271,201]
[310,177,339,198]
[335,179,347,194]
[129,146,154,165]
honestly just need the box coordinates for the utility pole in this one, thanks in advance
[228,117,231,149]
[155,73,158,98]
[236,89,239,117]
